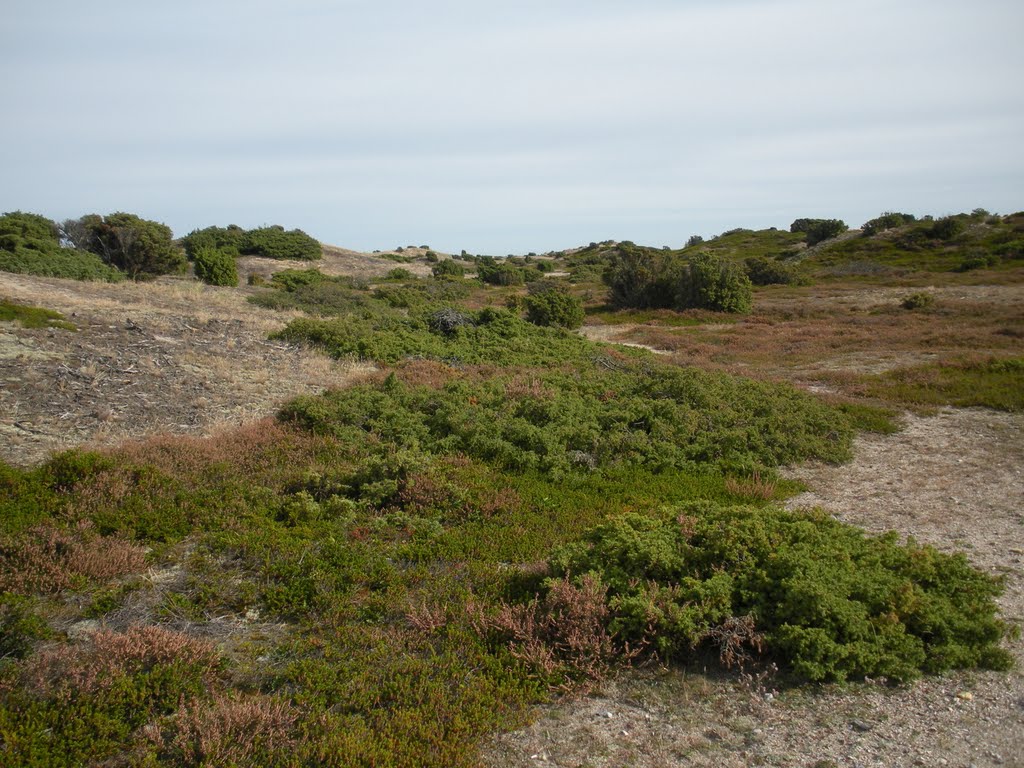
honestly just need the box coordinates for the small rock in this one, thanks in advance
[850,719,872,733]
[604,711,615,719]
[955,691,973,701]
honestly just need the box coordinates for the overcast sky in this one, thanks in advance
[3,0,1022,254]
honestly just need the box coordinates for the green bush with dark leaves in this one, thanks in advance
[62,212,186,280]
[192,246,238,286]
[0,211,123,282]
[549,503,1012,682]
[522,282,585,329]
[240,225,321,260]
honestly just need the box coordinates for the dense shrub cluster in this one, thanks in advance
[744,255,805,286]
[61,212,186,280]
[476,257,527,286]
[0,211,123,282]
[239,225,321,260]
[431,259,465,278]
[602,246,752,313]
[548,503,1011,681]
[522,282,585,329]
[281,362,853,476]
[862,211,916,236]
[273,305,594,366]
[790,218,848,245]
[181,225,246,259]
[192,246,238,286]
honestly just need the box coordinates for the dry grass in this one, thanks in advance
[604,283,1024,387]
[0,520,147,594]
[18,625,219,701]
[0,272,375,466]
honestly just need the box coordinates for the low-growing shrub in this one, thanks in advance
[0,520,147,595]
[281,362,853,477]
[679,252,753,313]
[522,282,585,329]
[192,246,238,286]
[930,216,966,241]
[548,503,1012,682]
[431,259,465,279]
[181,225,245,259]
[901,292,935,310]
[862,212,916,236]
[477,257,527,286]
[0,211,124,282]
[241,225,321,260]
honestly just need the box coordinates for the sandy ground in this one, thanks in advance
[0,271,374,466]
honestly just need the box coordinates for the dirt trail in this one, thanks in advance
[482,409,1024,768]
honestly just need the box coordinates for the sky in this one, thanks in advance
[3,0,1023,254]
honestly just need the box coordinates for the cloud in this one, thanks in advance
[2,0,1022,251]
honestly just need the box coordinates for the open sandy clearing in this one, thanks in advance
[0,273,374,466]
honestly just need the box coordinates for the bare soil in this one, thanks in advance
[0,270,374,466]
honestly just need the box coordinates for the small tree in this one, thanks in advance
[64,212,185,280]
[678,252,752,313]
[523,282,585,329]
[192,247,238,286]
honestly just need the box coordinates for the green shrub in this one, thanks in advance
[602,244,683,310]
[281,362,853,477]
[476,257,526,286]
[955,254,999,272]
[192,246,238,286]
[0,211,124,282]
[901,292,935,310]
[385,267,414,280]
[181,225,245,259]
[744,256,804,286]
[522,283,585,329]
[241,225,321,260]
[930,216,966,241]
[0,593,51,659]
[679,252,753,313]
[862,212,916,236]
[431,259,465,279]
[548,503,1011,681]
[62,212,185,280]
[804,219,848,245]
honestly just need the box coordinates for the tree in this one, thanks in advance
[678,252,752,313]
[790,218,848,245]
[63,212,185,280]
